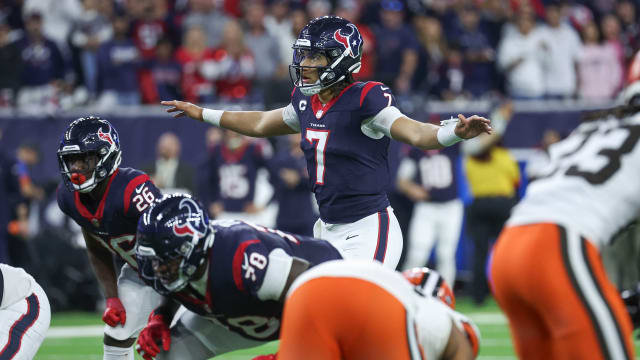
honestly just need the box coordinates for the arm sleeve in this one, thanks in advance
[124,178,163,218]
[282,103,300,132]
[231,241,293,301]
[360,83,404,139]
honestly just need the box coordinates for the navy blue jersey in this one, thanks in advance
[269,150,316,235]
[57,167,162,268]
[291,81,397,223]
[155,220,342,341]
[203,141,271,212]
[402,145,459,202]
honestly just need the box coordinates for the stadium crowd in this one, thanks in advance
[0,0,637,113]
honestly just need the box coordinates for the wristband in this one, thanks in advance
[202,108,224,127]
[437,117,463,146]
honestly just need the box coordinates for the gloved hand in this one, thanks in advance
[102,297,126,327]
[252,354,277,360]
[136,313,171,360]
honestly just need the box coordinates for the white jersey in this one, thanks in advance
[287,260,479,360]
[509,114,640,247]
[0,264,35,309]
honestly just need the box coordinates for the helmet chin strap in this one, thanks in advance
[300,80,322,96]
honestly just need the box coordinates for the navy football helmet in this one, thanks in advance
[136,194,215,294]
[57,116,122,193]
[289,16,363,96]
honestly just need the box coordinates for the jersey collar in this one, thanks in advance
[310,82,360,119]
[74,168,119,227]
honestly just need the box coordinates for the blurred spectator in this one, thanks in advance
[372,0,419,94]
[0,16,21,106]
[200,129,273,224]
[454,6,496,98]
[462,102,520,305]
[175,26,216,103]
[290,8,309,40]
[525,128,562,181]
[183,0,231,48]
[148,37,182,102]
[130,0,175,60]
[245,2,284,81]
[143,132,196,195]
[269,134,316,236]
[23,0,82,58]
[307,0,331,19]
[540,3,582,99]
[601,13,625,76]
[335,0,376,81]
[208,20,256,101]
[577,21,622,100]
[397,143,463,286]
[615,0,640,64]
[435,45,468,100]
[264,0,295,71]
[480,0,512,49]
[70,0,113,97]
[0,130,21,263]
[497,13,546,99]
[16,11,65,112]
[413,14,447,97]
[96,16,141,107]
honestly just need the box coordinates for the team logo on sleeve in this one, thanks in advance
[172,198,208,237]
[333,24,362,58]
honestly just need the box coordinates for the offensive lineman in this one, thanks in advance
[56,117,164,359]
[161,16,491,269]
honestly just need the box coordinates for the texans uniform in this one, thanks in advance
[281,81,403,268]
[204,140,274,226]
[141,220,342,359]
[491,116,640,359]
[278,260,480,360]
[0,264,50,360]
[398,145,463,285]
[57,167,164,341]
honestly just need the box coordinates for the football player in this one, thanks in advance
[0,263,50,359]
[277,260,480,360]
[161,16,491,269]
[56,117,164,360]
[134,193,342,360]
[489,60,640,359]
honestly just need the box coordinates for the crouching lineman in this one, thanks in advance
[133,194,342,359]
[0,264,50,359]
[276,261,480,360]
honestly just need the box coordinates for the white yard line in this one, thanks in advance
[47,325,104,338]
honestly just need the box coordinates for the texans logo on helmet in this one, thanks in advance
[172,198,207,237]
[333,24,362,58]
[97,127,115,146]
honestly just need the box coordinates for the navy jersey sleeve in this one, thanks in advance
[230,238,294,301]
[359,82,398,118]
[123,173,162,219]
[56,184,72,217]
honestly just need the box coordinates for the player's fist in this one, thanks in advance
[161,100,204,121]
[102,297,126,327]
[136,313,171,360]
[252,354,277,360]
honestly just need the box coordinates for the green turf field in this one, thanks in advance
[35,298,640,359]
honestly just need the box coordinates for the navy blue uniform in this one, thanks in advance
[269,149,316,236]
[403,145,459,202]
[148,220,342,341]
[57,167,162,268]
[291,81,397,223]
[203,141,271,213]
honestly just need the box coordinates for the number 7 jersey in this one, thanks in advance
[509,115,640,247]
[284,81,398,224]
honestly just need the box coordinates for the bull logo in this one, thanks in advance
[97,128,114,146]
[172,198,207,237]
[333,24,362,58]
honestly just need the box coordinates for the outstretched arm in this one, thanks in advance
[390,114,492,150]
[161,100,298,138]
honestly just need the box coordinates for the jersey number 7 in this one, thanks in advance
[306,129,331,185]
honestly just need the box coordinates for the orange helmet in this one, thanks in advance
[402,267,456,310]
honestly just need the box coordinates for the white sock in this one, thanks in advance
[104,344,134,360]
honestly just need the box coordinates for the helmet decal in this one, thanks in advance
[97,127,115,146]
[172,198,207,237]
[333,24,361,58]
